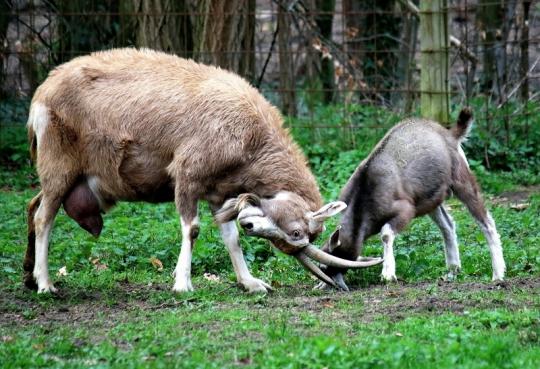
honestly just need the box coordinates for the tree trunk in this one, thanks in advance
[420,0,450,125]
[190,0,256,81]
[128,0,192,57]
[477,0,504,95]
[393,4,418,112]
[0,1,10,98]
[519,0,531,102]
[343,0,400,103]
[314,0,335,104]
[342,0,365,86]
[277,2,297,116]
[56,0,124,63]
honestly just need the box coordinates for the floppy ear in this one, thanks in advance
[215,193,261,223]
[307,201,347,233]
[311,201,347,221]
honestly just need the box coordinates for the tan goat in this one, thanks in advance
[25,48,381,294]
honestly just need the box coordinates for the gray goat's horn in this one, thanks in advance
[303,245,384,268]
[294,252,339,288]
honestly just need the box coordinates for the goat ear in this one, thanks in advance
[307,201,347,234]
[214,193,261,224]
[311,201,347,221]
[215,198,239,223]
[236,193,261,209]
[327,227,341,253]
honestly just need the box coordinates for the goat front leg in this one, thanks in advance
[429,205,461,281]
[172,187,200,293]
[218,221,272,293]
[380,223,397,282]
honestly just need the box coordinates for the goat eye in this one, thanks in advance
[292,230,302,239]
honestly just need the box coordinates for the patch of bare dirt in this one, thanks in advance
[0,281,169,329]
[491,185,540,208]
[266,277,540,324]
[1,277,538,329]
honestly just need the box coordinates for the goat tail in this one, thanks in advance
[27,125,37,163]
[451,107,473,141]
[27,102,49,163]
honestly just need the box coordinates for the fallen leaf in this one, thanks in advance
[96,263,108,271]
[395,332,403,337]
[203,273,220,282]
[386,290,400,298]
[56,266,68,277]
[90,258,108,271]
[150,257,164,271]
[510,203,529,211]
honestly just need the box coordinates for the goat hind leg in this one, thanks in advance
[429,205,461,281]
[24,192,42,290]
[452,179,505,281]
[33,193,63,293]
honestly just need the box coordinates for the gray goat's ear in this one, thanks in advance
[327,227,341,253]
[215,193,261,223]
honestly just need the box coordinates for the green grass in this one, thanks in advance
[1,172,539,368]
[1,101,539,368]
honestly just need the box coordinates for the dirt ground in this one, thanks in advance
[491,186,540,207]
[1,277,538,330]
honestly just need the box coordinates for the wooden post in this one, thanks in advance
[420,0,450,125]
[277,3,297,116]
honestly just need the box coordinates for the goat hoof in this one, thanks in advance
[443,271,459,282]
[240,277,272,293]
[23,272,38,291]
[37,282,57,294]
[492,278,508,288]
[380,274,397,283]
[172,279,194,293]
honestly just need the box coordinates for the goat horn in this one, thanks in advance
[303,245,383,268]
[294,252,339,288]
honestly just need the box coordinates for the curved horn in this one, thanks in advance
[303,245,383,268]
[294,252,338,288]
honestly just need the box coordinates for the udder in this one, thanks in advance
[63,180,103,237]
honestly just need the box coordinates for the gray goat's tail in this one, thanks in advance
[451,107,473,141]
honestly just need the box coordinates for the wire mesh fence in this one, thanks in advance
[1,0,538,168]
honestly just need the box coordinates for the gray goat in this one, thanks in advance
[317,108,505,290]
